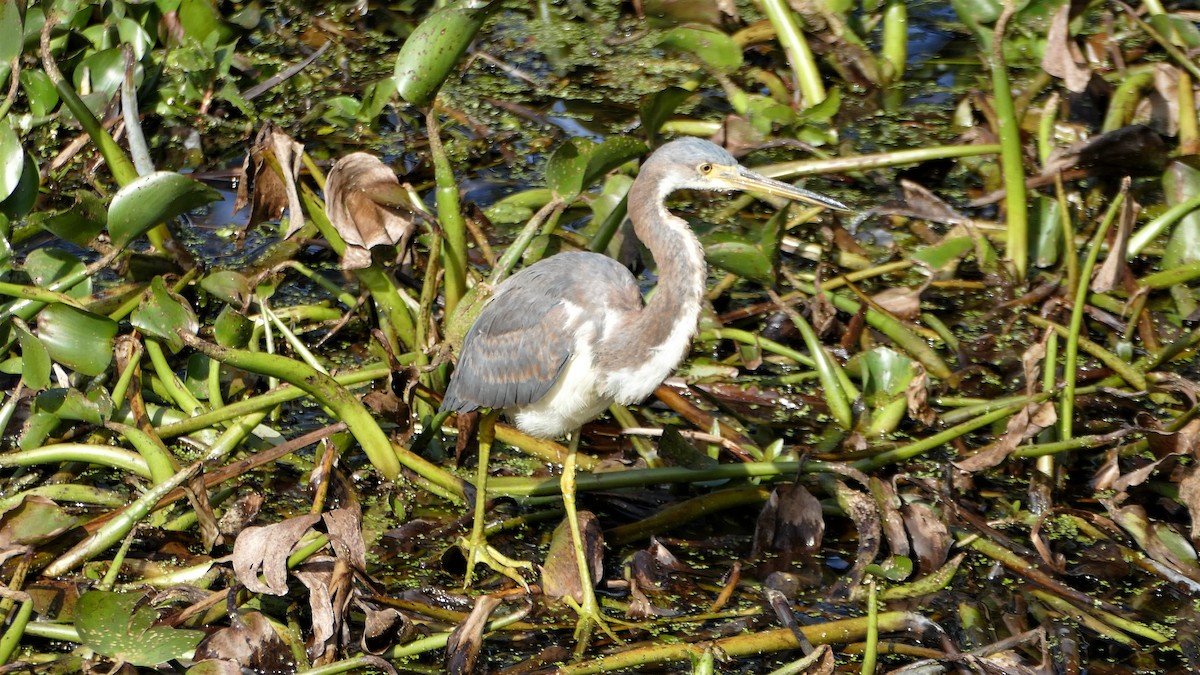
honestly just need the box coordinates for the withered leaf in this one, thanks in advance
[325,153,418,270]
[751,483,825,575]
[445,594,503,675]
[193,610,295,674]
[1041,4,1091,93]
[902,502,951,575]
[541,512,604,603]
[295,557,354,660]
[236,124,305,233]
[828,481,879,598]
[232,513,321,595]
[1179,466,1200,541]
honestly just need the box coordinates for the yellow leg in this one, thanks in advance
[461,411,532,589]
[561,432,621,654]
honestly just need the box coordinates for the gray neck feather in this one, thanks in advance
[600,176,706,364]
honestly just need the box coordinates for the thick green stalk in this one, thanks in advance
[1060,187,1126,440]
[755,0,825,106]
[38,17,138,188]
[182,334,466,500]
[789,311,853,429]
[427,107,467,316]
[990,6,1028,278]
[880,2,907,84]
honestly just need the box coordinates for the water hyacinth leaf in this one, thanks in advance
[200,269,250,309]
[25,248,91,298]
[0,0,20,82]
[178,0,223,42]
[393,1,500,107]
[131,276,199,353]
[860,346,915,436]
[76,591,205,667]
[36,304,117,376]
[108,171,221,249]
[18,411,57,450]
[214,305,253,348]
[20,69,58,118]
[1162,159,1200,269]
[910,236,973,272]
[583,137,647,191]
[72,48,139,100]
[0,119,24,203]
[0,152,39,220]
[13,321,50,390]
[34,387,112,425]
[659,25,742,72]
[703,233,773,284]
[640,86,692,143]
[0,496,81,547]
[324,152,417,270]
[545,137,593,200]
[30,191,106,247]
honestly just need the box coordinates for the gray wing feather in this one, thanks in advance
[440,253,640,413]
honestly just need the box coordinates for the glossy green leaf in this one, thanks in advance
[72,48,140,100]
[0,119,25,203]
[910,236,973,271]
[178,0,221,42]
[639,87,692,144]
[659,25,742,72]
[13,321,50,390]
[861,346,915,401]
[0,152,39,220]
[25,248,91,299]
[0,0,22,65]
[76,591,205,667]
[0,496,81,546]
[200,270,250,308]
[703,234,773,284]
[30,191,107,247]
[393,1,499,107]
[1163,159,1200,269]
[36,304,118,376]
[214,305,253,348]
[131,276,198,353]
[545,136,646,200]
[107,171,221,249]
[18,411,57,450]
[34,387,112,425]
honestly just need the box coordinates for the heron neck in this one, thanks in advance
[625,179,706,350]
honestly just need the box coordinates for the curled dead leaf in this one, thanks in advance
[325,153,418,270]
[541,511,604,603]
[235,123,305,234]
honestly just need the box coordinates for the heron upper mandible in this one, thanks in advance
[440,136,849,648]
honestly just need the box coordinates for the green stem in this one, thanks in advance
[755,0,825,106]
[428,106,467,316]
[990,5,1028,278]
[880,2,907,85]
[1059,186,1125,440]
[182,334,466,500]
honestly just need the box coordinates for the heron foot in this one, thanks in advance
[458,535,534,590]
[564,587,624,657]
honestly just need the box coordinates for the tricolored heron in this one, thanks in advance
[440,137,849,646]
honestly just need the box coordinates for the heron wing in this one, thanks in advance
[440,253,641,413]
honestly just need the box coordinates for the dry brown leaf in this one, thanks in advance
[1179,466,1200,541]
[325,153,418,270]
[905,364,936,427]
[954,402,1054,472]
[870,286,921,320]
[232,513,321,595]
[445,594,503,675]
[1041,4,1091,93]
[541,511,604,603]
[295,556,355,663]
[193,610,294,674]
[901,502,950,575]
[828,481,879,598]
[873,478,910,559]
[751,483,825,577]
[236,124,305,233]
[1091,178,1137,293]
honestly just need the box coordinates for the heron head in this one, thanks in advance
[646,137,850,212]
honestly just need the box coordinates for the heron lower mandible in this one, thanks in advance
[440,137,849,649]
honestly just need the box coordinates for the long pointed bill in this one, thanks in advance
[716,165,851,212]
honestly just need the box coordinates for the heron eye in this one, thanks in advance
[699,163,713,174]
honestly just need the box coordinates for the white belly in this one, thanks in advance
[511,335,612,439]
